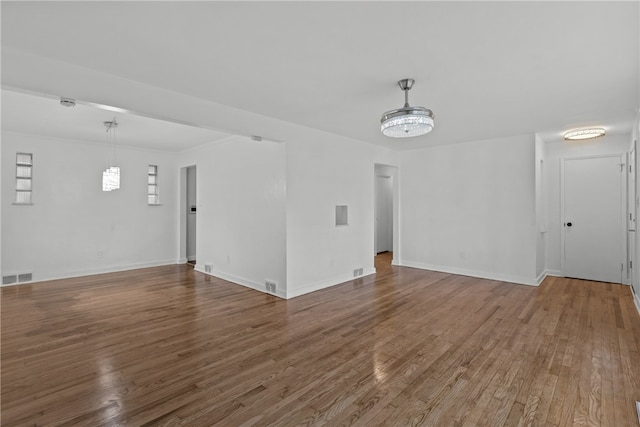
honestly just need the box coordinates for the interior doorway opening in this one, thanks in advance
[186,166,197,264]
[374,164,398,267]
[179,165,197,265]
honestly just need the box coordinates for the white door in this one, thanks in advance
[562,155,626,283]
[375,175,393,253]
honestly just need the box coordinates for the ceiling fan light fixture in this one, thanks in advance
[563,127,605,141]
[381,78,434,138]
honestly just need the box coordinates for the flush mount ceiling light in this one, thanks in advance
[381,78,434,138]
[563,127,605,141]
[60,97,76,107]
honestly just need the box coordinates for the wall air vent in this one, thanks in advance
[265,280,277,294]
[3,275,17,285]
[18,273,33,282]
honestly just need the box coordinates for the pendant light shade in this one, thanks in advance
[381,79,434,138]
[102,166,120,191]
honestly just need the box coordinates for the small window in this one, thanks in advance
[15,153,33,204]
[148,165,159,205]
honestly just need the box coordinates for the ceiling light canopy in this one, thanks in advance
[381,79,434,138]
[60,97,76,107]
[563,127,605,141]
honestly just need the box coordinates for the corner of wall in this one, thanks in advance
[195,265,287,299]
[286,267,376,299]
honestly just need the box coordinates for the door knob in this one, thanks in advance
[566,222,572,227]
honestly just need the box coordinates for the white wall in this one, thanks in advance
[178,136,287,297]
[285,133,398,298]
[0,118,2,279]
[631,112,640,312]
[1,132,178,282]
[535,134,546,280]
[544,134,630,274]
[399,134,538,285]
[176,131,398,300]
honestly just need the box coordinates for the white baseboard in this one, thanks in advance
[286,267,376,299]
[632,286,640,317]
[399,260,539,286]
[194,266,287,299]
[536,269,563,286]
[544,269,563,277]
[0,259,179,286]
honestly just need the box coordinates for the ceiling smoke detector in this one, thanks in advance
[60,97,76,108]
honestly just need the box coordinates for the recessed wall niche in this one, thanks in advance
[335,205,348,226]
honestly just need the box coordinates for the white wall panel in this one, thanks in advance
[400,134,538,285]
[1,132,178,283]
[178,136,287,296]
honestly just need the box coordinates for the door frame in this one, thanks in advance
[560,153,627,282]
[178,164,197,264]
[374,164,399,264]
[375,174,393,254]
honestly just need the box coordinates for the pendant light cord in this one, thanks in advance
[112,122,117,166]
[105,118,118,167]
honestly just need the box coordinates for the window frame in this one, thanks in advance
[14,152,33,205]
[148,164,160,205]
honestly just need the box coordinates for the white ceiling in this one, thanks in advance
[1,89,232,151]
[2,1,639,150]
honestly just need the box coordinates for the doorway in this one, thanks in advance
[376,175,393,253]
[186,166,197,263]
[374,164,397,267]
[562,154,626,283]
[179,165,197,265]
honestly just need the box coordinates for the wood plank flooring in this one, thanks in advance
[2,254,639,426]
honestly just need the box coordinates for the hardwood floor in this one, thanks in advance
[2,254,639,426]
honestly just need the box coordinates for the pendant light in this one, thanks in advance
[102,119,120,191]
[381,78,434,138]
